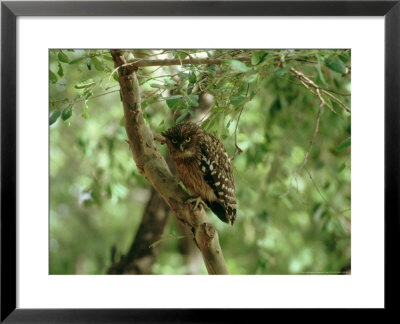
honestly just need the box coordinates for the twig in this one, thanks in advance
[51,90,120,114]
[320,89,351,113]
[232,104,244,159]
[319,86,351,97]
[304,167,328,203]
[297,100,323,172]
[153,132,166,144]
[232,84,249,159]
[289,68,350,114]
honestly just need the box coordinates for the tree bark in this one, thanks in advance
[111,49,229,274]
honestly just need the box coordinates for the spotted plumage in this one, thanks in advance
[162,122,237,225]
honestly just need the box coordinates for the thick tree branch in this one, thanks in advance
[111,49,229,274]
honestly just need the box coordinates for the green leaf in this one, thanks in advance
[166,96,186,110]
[335,138,351,152]
[189,72,196,83]
[316,56,326,85]
[177,51,187,59]
[150,83,165,89]
[339,54,349,62]
[92,56,104,71]
[337,162,346,173]
[163,95,182,101]
[49,110,61,125]
[251,51,268,65]
[113,72,119,82]
[86,57,92,70]
[162,78,177,90]
[187,95,199,107]
[227,59,250,72]
[164,78,177,86]
[75,79,95,89]
[325,57,346,74]
[230,96,247,106]
[69,57,85,64]
[49,70,58,84]
[57,51,69,63]
[81,101,89,119]
[175,112,189,124]
[61,104,73,121]
[57,62,64,77]
[178,72,189,80]
[188,107,195,117]
[243,73,258,83]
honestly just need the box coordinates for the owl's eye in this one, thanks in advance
[171,139,178,144]
[185,137,191,143]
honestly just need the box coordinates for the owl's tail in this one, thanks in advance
[206,201,235,225]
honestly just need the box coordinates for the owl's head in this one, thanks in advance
[162,122,202,159]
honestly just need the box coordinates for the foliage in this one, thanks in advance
[50,49,351,274]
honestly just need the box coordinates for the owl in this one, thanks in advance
[162,122,237,225]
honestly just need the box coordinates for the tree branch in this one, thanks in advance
[153,131,166,144]
[111,49,229,274]
[289,68,351,114]
[125,56,251,68]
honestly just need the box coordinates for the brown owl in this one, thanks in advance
[162,122,237,225]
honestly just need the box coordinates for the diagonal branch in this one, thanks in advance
[289,68,351,114]
[111,49,229,275]
[297,100,323,173]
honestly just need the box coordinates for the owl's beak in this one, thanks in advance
[179,144,184,152]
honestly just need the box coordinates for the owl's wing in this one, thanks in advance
[200,139,237,224]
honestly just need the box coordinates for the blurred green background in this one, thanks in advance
[49,49,351,275]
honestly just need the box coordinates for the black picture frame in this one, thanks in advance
[1,0,399,322]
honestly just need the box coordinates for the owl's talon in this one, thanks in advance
[186,197,206,211]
